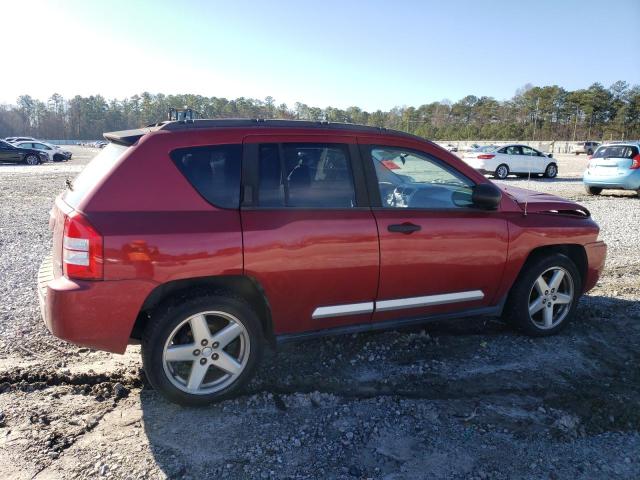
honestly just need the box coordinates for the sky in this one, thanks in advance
[1,0,639,110]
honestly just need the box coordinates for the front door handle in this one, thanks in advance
[388,223,421,234]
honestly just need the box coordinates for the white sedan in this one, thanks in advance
[462,144,558,179]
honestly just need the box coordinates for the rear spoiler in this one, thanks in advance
[103,124,166,146]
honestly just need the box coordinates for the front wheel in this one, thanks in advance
[24,154,40,165]
[494,164,509,179]
[142,294,263,406]
[503,253,581,336]
[544,163,558,178]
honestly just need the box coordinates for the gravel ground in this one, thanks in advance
[0,149,638,479]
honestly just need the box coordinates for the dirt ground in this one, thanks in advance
[0,147,638,479]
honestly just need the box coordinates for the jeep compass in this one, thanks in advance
[38,119,607,405]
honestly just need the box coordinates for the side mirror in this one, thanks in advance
[547,153,553,158]
[472,183,502,210]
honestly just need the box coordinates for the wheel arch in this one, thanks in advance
[519,244,587,291]
[131,275,274,344]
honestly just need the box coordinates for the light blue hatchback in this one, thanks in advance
[583,142,640,196]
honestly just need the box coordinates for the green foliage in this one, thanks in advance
[1,82,639,140]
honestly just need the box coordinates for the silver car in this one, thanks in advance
[572,141,600,155]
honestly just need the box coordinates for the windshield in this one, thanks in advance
[593,145,638,159]
[64,143,129,208]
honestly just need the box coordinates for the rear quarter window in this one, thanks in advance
[170,144,242,209]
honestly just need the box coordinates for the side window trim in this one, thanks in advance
[278,144,290,205]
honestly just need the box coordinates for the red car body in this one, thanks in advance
[38,121,606,354]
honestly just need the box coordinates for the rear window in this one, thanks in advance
[593,145,639,159]
[64,143,130,208]
[170,144,242,209]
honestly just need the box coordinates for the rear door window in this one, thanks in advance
[171,144,242,209]
[258,143,356,208]
[505,146,522,155]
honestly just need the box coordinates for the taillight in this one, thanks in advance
[631,154,640,170]
[587,155,593,160]
[63,212,103,280]
[477,154,495,159]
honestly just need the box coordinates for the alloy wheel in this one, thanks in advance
[496,165,508,179]
[162,310,250,395]
[528,267,574,329]
[25,155,39,165]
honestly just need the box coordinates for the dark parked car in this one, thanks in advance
[0,139,48,165]
[13,140,72,162]
[39,119,606,405]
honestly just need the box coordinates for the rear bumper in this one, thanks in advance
[38,257,154,354]
[583,171,640,190]
[583,241,607,293]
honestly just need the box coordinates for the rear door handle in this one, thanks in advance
[388,223,421,234]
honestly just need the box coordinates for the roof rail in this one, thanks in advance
[158,118,427,141]
[104,118,430,146]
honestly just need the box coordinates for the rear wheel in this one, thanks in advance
[585,186,602,195]
[544,163,558,178]
[142,294,263,406]
[503,253,581,336]
[587,149,594,155]
[24,154,40,165]
[494,164,509,179]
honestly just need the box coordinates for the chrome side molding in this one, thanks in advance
[312,290,485,319]
[311,302,375,320]
[376,290,484,312]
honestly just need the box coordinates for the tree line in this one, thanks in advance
[0,81,638,141]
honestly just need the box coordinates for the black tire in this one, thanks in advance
[494,164,509,179]
[142,293,263,406]
[587,149,593,155]
[53,154,64,162]
[585,186,602,195]
[24,154,40,165]
[544,163,558,178]
[503,253,582,337]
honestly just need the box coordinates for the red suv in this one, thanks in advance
[38,120,606,405]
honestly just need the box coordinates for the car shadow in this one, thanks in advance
[137,294,640,477]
